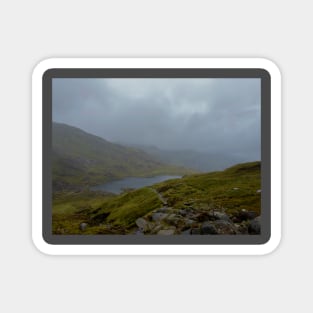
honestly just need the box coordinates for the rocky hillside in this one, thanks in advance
[53,161,261,235]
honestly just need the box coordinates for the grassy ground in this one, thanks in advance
[52,161,261,234]
[155,161,261,215]
[52,188,162,234]
[53,190,115,214]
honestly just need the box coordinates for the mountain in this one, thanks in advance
[52,122,191,191]
[126,144,246,172]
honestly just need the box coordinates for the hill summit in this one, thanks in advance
[52,122,191,191]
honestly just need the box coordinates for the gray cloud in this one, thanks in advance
[53,78,260,160]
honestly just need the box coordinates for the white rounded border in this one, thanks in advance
[32,58,281,255]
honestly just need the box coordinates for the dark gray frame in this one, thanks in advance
[43,68,271,245]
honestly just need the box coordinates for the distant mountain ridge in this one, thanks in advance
[125,144,247,172]
[52,122,191,191]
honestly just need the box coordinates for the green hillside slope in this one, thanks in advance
[52,122,192,191]
[53,161,261,235]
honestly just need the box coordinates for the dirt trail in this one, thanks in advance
[150,188,167,206]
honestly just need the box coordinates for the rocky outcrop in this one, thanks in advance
[134,195,261,235]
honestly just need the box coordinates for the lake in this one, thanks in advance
[90,175,181,194]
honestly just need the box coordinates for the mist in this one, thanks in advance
[52,78,261,161]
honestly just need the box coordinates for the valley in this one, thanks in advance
[52,122,261,236]
[52,122,193,191]
[53,160,261,235]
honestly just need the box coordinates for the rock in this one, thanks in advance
[135,218,149,232]
[209,211,231,222]
[79,223,88,231]
[235,223,249,234]
[256,189,261,193]
[214,220,237,234]
[168,217,186,228]
[201,222,218,234]
[179,209,188,216]
[157,228,176,235]
[185,219,197,227]
[151,213,168,222]
[150,224,163,234]
[158,207,170,213]
[165,213,176,220]
[181,229,191,235]
[235,209,258,222]
[165,214,182,226]
[240,210,258,220]
[248,217,261,234]
[233,187,239,190]
[231,216,242,223]
[181,219,197,232]
[194,212,210,222]
[190,228,201,235]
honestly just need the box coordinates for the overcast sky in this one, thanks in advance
[52,78,261,160]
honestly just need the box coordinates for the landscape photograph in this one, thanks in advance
[52,78,261,236]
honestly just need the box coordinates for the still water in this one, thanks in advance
[90,175,181,194]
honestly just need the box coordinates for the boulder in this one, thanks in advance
[201,222,218,234]
[214,220,237,234]
[165,213,177,221]
[209,211,231,222]
[234,223,249,234]
[157,228,176,235]
[185,219,197,227]
[165,214,182,226]
[235,209,258,222]
[135,218,150,232]
[169,217,186,228]
[151,212,168,222]
[79,222,88,231]
[150,224,163,234]
[194,212,210,222]
[248,217,261,234]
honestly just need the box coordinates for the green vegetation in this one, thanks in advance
[155,161,261,214]
[53,122,192,191]
[52,161,261,235]
[92,188,162,227]
[52,190,114,234]
[53,190,115,215]
[53,188,162,234]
